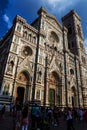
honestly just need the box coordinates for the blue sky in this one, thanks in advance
[0,0,87,50]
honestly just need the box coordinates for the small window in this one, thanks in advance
[68,42,70,49]
[17,25,21,32]
[42,20,44,29]
[38,55,43,64]
[77,25,82,37]
[68,25,72,35]
[23,31,27,39]
[14,35,19,43]
[12,44,17,52]
[70,69,74,75]
[82,56,86,64]
[33,37,36,43]
[80,42,84,50]
[10,61,14,68]
[54,46,57,51]
[71,42,74,48]
[28,34,31,41]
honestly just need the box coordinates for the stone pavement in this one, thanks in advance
[50,121,87,130]
[0,112,87,130]
[0,112,13,130]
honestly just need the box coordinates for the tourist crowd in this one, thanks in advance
[0,101,87,130]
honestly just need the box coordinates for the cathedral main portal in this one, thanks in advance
[49,71,62,107]
[17,87,25,104]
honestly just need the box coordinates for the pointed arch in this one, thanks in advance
[15,70,31,103]
[71,86,77,107]
[48,70,62,107]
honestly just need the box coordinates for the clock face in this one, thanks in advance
[22,46,33,57]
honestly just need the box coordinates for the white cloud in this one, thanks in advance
[42,0,80,13]
[2,14,11,28]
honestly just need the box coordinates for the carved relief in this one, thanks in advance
[50,73,57,83]
[18,72,27,82]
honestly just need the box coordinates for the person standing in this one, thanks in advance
[15,100,22,130]
[31,103,41,130]
[66,108,75,130]
[53,106,59,126]
[21,105,29,130]
[83,109,87,123]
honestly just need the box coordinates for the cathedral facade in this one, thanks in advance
[0,7,87,108]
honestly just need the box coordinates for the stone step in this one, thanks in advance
[0,95,12,105]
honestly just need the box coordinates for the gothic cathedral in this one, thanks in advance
[0,7,87,108]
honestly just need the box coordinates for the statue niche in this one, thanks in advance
[3,83,10,95]
[37,67,42,83]
[7,60,14,73]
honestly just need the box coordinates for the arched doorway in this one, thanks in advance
[49,88,55,106]
[71,86,77,107]
[49,71,62,107]
[16,71,31,103]
[17,87,25,104]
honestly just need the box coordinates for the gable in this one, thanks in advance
[38,7,62,30]
[19,57,33,75]
[46,14,62,30]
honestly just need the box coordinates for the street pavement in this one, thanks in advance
[0,112,13,130]
[0,112,87,130]
[50,121,87,130]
